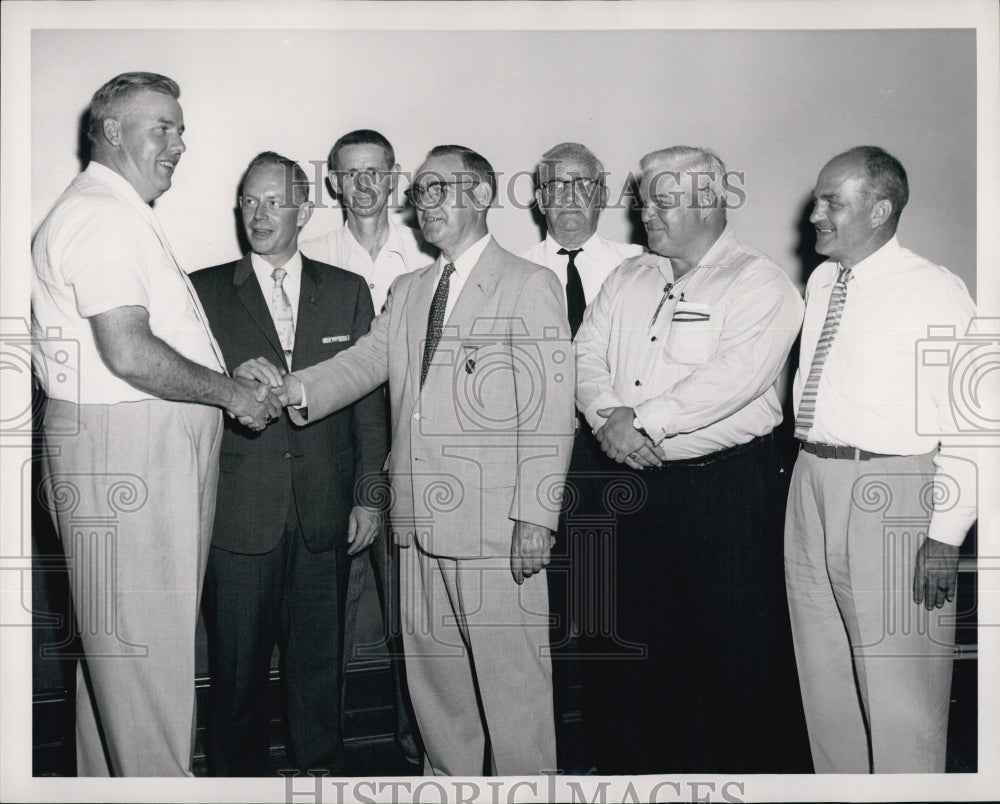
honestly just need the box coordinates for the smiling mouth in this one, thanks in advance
[250,228,272,237]
[157,160,177,172]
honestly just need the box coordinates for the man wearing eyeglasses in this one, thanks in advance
[520,142,642,772]
[574,146,807,773]
[300,128,430,765]
[238,144,575,775]
[301,129,432,314]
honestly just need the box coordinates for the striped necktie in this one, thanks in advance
[795,265,852,441]
[421,262,455,388]
[271,266,295,365]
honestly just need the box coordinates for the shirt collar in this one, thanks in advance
[85,161,155,218]
[543,231,603,264]
[339,220,407,260]
[440,233,491,278]
[835,236,901,290]
[251,250,303,282]
[693,223,737,269]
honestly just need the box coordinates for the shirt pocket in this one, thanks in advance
[665,301,716,364]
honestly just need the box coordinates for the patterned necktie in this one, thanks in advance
[557,247,586,337]
[271,266,295,363]
[421,262,456,388]
[795,265,852,441]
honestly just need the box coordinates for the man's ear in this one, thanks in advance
[327,171,341,201]
[386,163,402,194]
[472,180,494,210]
[597,183,609,211]
[297,201,314,229]
[870,198,893,229]
[101,118,122,147]
[534,187,546,213]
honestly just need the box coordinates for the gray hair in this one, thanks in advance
[87,72,180,144]
[640,146,729,210]
[534,142,605,187]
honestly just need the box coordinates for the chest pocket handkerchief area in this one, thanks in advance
[322,335,351,343]
[667,300,715,364]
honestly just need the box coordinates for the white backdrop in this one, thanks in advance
[4,2,999,803]
[30,26,977,291]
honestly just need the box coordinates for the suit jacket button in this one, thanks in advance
[284,451,292,459]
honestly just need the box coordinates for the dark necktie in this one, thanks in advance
[421,262,456,388]
[557,247,585,337]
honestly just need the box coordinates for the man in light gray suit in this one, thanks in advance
[238,145,575,776]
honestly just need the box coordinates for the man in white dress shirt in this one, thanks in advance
[520,142,641,770]
[300,129,432,312]
[301,129,430,761]
[785,146,978,773]
[31,71,279,776]
[574,145,808,773]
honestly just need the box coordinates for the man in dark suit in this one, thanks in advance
[191,151,387,775]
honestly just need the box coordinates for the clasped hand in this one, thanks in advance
[595,406,662,470]
[227,357,298,430]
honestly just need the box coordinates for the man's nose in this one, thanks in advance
[809,203,824,223]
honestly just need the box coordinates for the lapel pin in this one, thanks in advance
[465,358,476,374]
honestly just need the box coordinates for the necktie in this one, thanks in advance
[795,265,852,441]
[421,262,456,388]
[557,247,586,337]
[271,266,295,364]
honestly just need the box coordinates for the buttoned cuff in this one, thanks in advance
[583,392,626,434]
[634,396,676,445]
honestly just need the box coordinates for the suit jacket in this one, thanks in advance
[191,254,388,554]
[291,237,575,559]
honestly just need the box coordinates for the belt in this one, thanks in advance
[653,433,771,469]
[799,441,898,461]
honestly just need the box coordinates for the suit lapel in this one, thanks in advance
[292,257,324,370]
[447,238,502,334]
[233,253,286,368]
[405,261,440,401]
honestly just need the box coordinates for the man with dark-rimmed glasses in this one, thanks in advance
[521,142,642,772]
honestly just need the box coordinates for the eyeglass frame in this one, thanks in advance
[537,175,604,199]
[407,176,480,209]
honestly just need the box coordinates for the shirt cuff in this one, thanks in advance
[634,396,676,445]
[583,392,626,434]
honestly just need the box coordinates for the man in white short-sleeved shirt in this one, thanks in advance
[32,72,281,777]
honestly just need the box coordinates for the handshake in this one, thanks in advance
[225,357,305,431]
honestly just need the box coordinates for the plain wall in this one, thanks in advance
[31,27,976,292]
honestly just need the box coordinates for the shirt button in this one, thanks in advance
[650,336,657,342]
[635,380,642,386]
[369,282,375,289]
[414,412,421,420]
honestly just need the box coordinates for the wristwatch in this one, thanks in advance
[632,414,650,440]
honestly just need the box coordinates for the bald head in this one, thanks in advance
[810,147,904,268]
